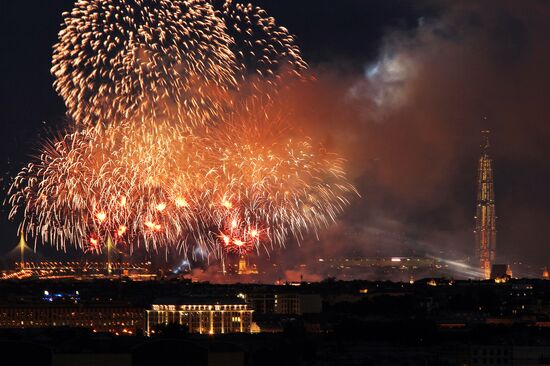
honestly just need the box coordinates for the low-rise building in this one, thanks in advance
[247,293,322,315]
[146,297,254,336]
[0,302,143,334]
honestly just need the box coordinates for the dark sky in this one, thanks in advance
[1,1,549,273]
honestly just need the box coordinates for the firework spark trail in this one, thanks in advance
[53,0,236,128]
[9,0,357,260]
[52,0,306,129]
[12,123,188,250]
[213,0,308,98]
[9,111,357,258]
[203,107,357,256]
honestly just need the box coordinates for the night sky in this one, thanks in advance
[1,1,550,274]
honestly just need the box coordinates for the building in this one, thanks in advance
[247,293,322,315]
[491,264,512,281]
[237,256,258,275]
[474,130,497,279]
[146,297,254,336]
[4,261,155,281]
[0,302,144,334]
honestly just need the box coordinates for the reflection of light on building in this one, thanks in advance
[146,298,254,336]
[474,130,497,279]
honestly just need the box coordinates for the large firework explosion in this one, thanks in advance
[9,0,357,261]
[9,110,356,258]
[52,0,306,129]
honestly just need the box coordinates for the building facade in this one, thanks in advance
[0,303,144,334]
[247,293,322,315]
[146,298,253,336]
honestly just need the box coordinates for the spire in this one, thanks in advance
[481,130,491,151]
[474,130,497,279]
[106,235,113,275]
[18,230,27,269]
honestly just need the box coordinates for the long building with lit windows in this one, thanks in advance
[146,297,254,336]
[0,302,143,334]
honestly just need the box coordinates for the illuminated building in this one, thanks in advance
[3,261,154,281]
[146,298,254,336]
[313,257,451,281]
[474,130,497,279]
[237,256,258,275]
[0,301,143,334]
[491,264,512,283]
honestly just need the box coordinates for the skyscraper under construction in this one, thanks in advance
[474,130,497,279]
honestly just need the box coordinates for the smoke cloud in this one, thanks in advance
[250,0,550,280]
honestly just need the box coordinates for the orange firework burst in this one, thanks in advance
[52,0,236,128]
[52,0,306,129]
[9,109,357,258]
[8,0,357,261]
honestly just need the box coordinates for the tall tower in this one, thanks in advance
[474,130,497,279]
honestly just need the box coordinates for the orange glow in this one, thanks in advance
[222,234,230,245]
[250,229,258,238]
[96,212,107,223]
[175,197,189,208]
[117,225,127,237]
[233,239,245,247]
[145,221,162,231]
[119,196,127,206]
[90,237,98,246]
[222,200,232,209]
[231,219,238,229]
[156,202,167,212]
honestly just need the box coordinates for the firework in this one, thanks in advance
[213,0,307,98]
[9,121,209,255]
[10,0,356,260]
[9,109,356,258]
[204,107,357,255]
[52,0,306,128]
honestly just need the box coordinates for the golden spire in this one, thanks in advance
[18,230,27,269]
[106,235,113,275]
